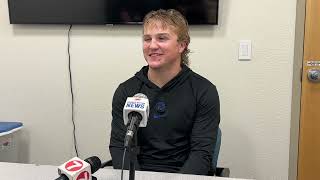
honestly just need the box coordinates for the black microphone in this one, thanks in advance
[55,174,68,180]
[123,93,149,147]
[84,156,101,174]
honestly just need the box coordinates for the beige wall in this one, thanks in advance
[0,0,301,179]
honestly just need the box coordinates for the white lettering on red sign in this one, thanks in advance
[65,160,83,172]
[77,171,90,180]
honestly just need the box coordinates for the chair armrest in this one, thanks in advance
[215,167,230,177]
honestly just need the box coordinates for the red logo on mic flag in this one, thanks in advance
[65,160,83,172]
[77,171,90,180]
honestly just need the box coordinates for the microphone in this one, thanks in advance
[123,93,149,147]
[55,156,101,180]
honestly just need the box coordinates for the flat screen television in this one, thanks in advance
[8,0,219,25]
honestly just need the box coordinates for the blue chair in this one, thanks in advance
[210,127,230,177]
[212,127,221,168]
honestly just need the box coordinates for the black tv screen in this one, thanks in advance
[8,0,219,25]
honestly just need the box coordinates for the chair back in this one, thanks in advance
[212,127,221,169]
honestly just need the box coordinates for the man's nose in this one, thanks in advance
[149,39,159,49]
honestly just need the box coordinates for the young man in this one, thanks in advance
[109,9,220,175]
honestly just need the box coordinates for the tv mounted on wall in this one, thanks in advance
[8,0,219,25]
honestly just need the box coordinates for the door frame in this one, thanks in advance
[289,0,306,180]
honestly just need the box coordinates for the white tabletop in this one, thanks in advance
[0,162,248,180]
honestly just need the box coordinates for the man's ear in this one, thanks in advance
[178,41,187,53]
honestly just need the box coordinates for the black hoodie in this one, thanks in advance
[109,65,220,175]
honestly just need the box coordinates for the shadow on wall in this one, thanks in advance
[17,129,30,163]
[219,124,255,179]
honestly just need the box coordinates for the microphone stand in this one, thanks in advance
[129,131,139,180]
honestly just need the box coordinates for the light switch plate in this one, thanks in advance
[239,40,252,60]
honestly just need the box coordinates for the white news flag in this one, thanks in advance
[123,95,149,127]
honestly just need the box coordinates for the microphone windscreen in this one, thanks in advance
[133,93,147,99]
[84,156,101,174]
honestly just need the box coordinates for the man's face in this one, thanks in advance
[143,21,186,70]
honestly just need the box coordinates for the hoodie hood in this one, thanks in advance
[134,65,192,91]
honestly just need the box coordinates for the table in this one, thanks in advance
[0,122,23,162]
[0,122,23,137]
[0,162,250,180]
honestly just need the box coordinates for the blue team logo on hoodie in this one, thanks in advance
[153,101,167,119]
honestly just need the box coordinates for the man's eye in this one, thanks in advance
[144,38,151,42]
[158,36,168,41]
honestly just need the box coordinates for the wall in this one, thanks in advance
[0,0,300,179]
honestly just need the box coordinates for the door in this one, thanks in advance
[297,0,320,179]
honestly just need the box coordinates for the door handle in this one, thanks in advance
[307,69,320,82]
